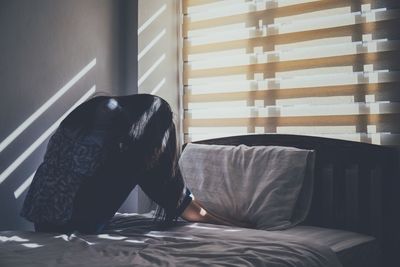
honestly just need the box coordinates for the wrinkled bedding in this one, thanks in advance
[0,213,342,267]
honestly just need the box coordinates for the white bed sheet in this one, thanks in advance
[0,213,343,267]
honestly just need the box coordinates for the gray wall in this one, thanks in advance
[0,0,138,230]
[138,0,180,115]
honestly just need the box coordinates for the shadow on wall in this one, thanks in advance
[0,59,97,231]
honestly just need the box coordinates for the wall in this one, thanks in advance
[138,0,180,117]
[0,0,138,230]
[136,0,181,212]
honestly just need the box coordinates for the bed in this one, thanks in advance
[0,134,398,267]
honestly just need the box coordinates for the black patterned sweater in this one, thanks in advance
[21,97,119,224]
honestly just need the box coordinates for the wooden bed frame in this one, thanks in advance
[190,134,399,266]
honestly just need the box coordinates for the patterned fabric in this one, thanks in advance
[21,123,109,224]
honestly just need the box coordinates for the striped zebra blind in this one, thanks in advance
[182,0,400,145]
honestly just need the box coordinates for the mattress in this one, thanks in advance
[0,213,377,267]
[279,226,379,267]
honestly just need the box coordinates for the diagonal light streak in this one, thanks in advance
[138,54,166,87]
[0,59,96,153]
[14,171,35,199]
[138,29,166,61]
[138,4,167,35]
[150,78,166,95]
[0,86,96,185]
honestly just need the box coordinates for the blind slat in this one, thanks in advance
[185,51,400,84]
[186,9,400,44]
[184,113,400,128]
[184,18,400,59]
[187,40,400,71]
[184,83,400,107]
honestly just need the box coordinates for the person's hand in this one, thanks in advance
[181,199,252,228]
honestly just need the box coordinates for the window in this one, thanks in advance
[182,0,400,145]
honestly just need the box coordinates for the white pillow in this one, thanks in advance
[179,143,315,230]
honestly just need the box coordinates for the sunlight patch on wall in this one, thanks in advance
[150,78,166,95]
[0,86,96,185]
[0,59,96,154]
[13,171,35,199]
[138,29,166,61]
[138,54,166,87]
[138,4,167,35]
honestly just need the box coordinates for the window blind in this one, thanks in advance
[182,0,400,145]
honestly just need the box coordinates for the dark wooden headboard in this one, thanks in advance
[189,134,399,265]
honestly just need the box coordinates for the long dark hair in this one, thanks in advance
[62,93,184,224]
[119,94,184,224]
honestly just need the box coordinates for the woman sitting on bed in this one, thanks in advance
[21,94,234,234]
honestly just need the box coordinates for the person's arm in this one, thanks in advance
[181,198,252,228]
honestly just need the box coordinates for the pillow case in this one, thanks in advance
[179,143,315,230]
